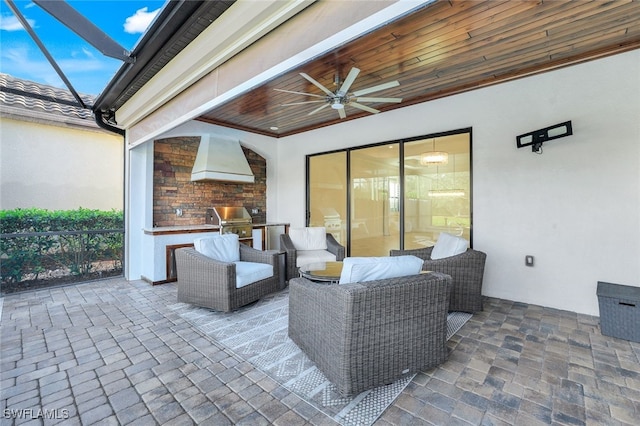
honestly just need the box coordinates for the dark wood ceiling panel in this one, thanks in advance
[197,0,640,137]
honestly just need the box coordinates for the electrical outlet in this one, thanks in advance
[525,255,534,267]
[176,208,183,217]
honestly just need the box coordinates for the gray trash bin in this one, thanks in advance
[596,281,640,343]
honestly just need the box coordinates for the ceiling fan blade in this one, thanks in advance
[308,103,330,115]
[274,88,325,98]
[352,80,400,97]
[355,97,403,103]
[281,100,326,107]
[350,102,380,114]
[337,67,360,96]
[300,73,335,96]
[338,107,347,119]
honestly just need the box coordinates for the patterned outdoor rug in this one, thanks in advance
[170,289,472,426]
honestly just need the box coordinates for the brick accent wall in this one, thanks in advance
[153,137,267,227]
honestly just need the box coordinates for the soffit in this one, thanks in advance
[193,0,640,138]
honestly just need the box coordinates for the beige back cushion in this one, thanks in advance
[288,227,327,251]
[194,234,240,262]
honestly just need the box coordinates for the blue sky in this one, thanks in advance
[1,0,166,96]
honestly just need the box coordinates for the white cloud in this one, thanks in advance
[57,47,107,73]
[123,7,160,34]
[1,45,63,86]
[0,14,35,31]
[0,44,116,95]
[72,47,96,60]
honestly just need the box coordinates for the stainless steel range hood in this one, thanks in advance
[191,136,255,183]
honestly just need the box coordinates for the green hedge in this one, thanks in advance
[0,208,124,284]
[0,207,123,233]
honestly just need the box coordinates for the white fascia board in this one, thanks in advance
[116,0,314,128]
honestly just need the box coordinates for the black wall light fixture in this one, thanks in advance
[516,121,573,154]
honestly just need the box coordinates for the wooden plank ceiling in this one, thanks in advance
[197,0,640,138]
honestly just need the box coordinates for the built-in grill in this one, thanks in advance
[206,207,253,239]
[320,207,342,243]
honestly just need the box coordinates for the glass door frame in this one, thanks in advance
[306,127,473,256]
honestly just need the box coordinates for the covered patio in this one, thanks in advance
[2,277,638,425]
[2,1,640,424]
[107,0,640,318]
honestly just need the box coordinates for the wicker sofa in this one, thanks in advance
[390,246,486,313]
[175,244,281,312]
[288,272,452,396]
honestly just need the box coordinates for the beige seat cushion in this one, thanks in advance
[296,249,336,267]
[234,261,273,288]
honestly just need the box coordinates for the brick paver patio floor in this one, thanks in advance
[1,277,639,425]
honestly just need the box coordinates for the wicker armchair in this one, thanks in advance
[288,272,452,396]
[390,246,486,313]
[280,230,345,281]
[175,245,281,312]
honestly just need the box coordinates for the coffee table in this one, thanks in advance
[299,261,343,284]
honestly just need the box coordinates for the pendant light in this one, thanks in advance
[420,138,448,165]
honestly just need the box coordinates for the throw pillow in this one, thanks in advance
[288,227,327,251]
[431,232,468,260]
[194,234,240,262]
[339,255,423,284]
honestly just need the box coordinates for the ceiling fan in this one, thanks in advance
[275,67,402,119]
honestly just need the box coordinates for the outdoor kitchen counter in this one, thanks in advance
[143,225,220,235]
[141,223,289,284]
[143,222,290,235]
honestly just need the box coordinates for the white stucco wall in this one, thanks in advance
[275,50,640,316]
[0,118,124,210]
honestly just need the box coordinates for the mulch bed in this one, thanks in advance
[1,269,122,295]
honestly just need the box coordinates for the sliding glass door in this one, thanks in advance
[350,144,400,256]
[307,129,471,256]
[308,151,347,245]
[403,133,471,249]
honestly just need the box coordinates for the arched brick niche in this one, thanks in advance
[153,137,267,227]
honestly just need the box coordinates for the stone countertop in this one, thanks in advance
[252,222,290,227]
[144,223,289,235]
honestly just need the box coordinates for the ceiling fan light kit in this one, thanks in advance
[331,98,346,109]
[277,66,402,119]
